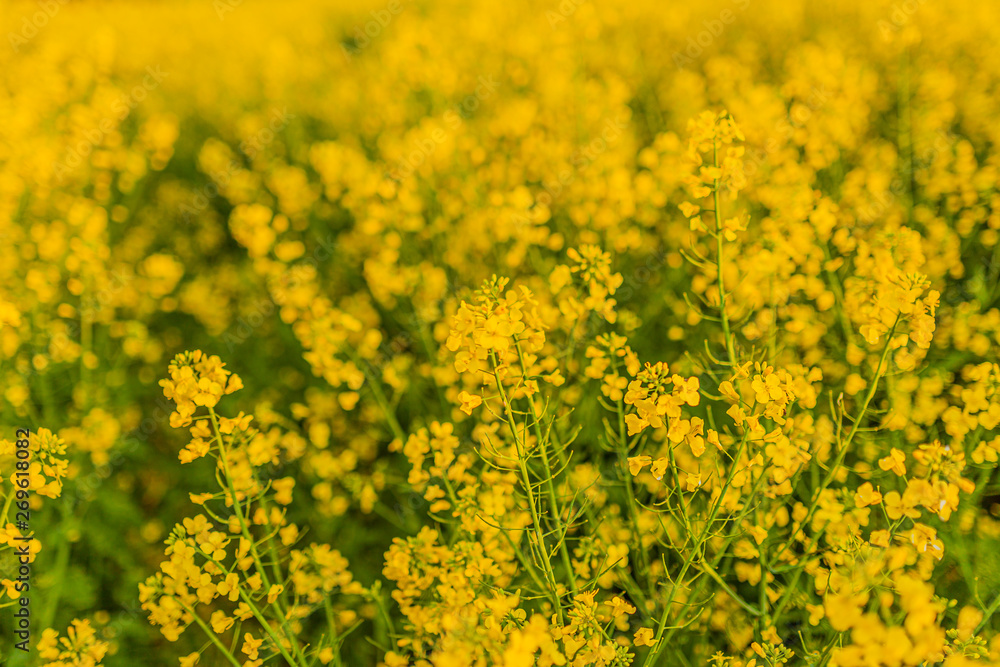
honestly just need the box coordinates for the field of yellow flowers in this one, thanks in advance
[2,0,1000,665]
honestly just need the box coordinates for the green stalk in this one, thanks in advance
[713,139,737,366]
[514,340,578,596]
[643,430,751,666]
[616,398,650,583]
[771,316,899,564]
[180,601,243,667]
[207,407,307,667]
[489,350,565,621]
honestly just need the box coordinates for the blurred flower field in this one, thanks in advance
[2,0,1000,665]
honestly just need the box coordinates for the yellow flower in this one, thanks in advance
[37,620,108,665]
[883,490,919,520]
[210,611,234,634]
[384,653,409,667]
[878,448,907,476]
[634,627,656,647]
[718,381,740,403]
[628,455,652,476]
[684,473,702,492]
[806,604,824,626]
[956,606,984,641]
[679,202,700,218]
[869,529,891,548]
[853,482,882,508]
[241,633,264,660]
[457,390,482,415]
[217,573,240,602]
[272,477,296,505]
[609,595,636,617]
[748,525,768,545]
[650,457,669,481]
[824,592,865,632]
[907,523,944,559]
[179,438,210,464]
[625,413,649,435]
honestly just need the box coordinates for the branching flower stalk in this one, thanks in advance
[208,406,309,667]
[771,315,901,565]
[489,349,567,621]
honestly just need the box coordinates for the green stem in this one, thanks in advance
[976,590,1000,634]
[713,139,737,366]
[180,601,243,667]
[207,407,307,667]
[643,430,751,666]
[489,350,565,621]
[617,398,650,584]
[514,341,578,597]
[352,352,406,443]
[772,316,899,564]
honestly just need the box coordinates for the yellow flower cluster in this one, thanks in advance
[38,619,109,667]
[140,351,362,666]
[158,350,243,428]
[447,276,547,379]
